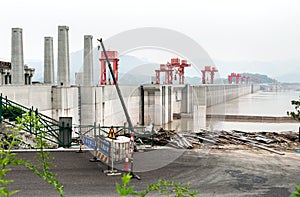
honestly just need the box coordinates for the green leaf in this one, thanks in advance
[122,173,132,186]
[127,185,135,194]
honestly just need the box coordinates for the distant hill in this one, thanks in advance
[241,73,277,84]
[26,48,299,84]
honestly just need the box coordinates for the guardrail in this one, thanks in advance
[0,94,71,147]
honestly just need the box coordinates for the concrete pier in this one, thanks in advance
[57,26,70,86]
[80,35,95,125]
[11,28,24,85]
[44,37,54,84]
[83,35,93,86]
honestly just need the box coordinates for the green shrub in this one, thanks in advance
[1,105,25,121]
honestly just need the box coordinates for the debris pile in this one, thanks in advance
[141,128,300,155]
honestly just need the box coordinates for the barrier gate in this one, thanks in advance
[77,124,154,166]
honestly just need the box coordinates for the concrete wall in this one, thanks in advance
[52,86,79,124]
[0,85,53,117]
[0,83,258,128]
[94,85,140,126]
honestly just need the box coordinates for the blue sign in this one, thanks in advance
[83,135,96,149]
[99,138,110,156]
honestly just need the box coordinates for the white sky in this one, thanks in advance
[1,0,300,64]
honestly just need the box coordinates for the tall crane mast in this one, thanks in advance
[97,38,134,133]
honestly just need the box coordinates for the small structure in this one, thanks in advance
[0,61,35,85]
[201,66,218,84]
[155,58,191,85]
[100,51,119,85]
[241,75,250,84]
[228,73,249,84]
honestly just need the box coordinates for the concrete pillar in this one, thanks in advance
[168,86,173,123]
[83,35,93,86]
[44,37,54,84]
[80,86,95,125]
[181,84,191,114]
[57,26,70,86]
[79,35,95,125]
[11,28,24,85]
[162,86,166,124]
[154,88,163,125]
[192,86,207,131]
[193,105,206,132]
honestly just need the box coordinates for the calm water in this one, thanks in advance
[210,90,300,132]
[166,90,300,132]
[209,90,299,116]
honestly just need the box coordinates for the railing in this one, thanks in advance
[0,94,69,147]
[0,94,155,148]
[74,123,155,147]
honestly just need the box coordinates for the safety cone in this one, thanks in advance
[123,154,130,172]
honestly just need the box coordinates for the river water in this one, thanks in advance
[166,90,300,132]
[209,90,300,132]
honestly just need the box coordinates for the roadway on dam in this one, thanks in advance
[6,149,300,197]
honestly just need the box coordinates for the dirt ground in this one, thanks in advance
[6,147,300,197]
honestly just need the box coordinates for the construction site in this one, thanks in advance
[1,26,300,196]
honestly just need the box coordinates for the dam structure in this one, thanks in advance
[0,27,260,132]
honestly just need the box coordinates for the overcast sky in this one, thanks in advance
[1,0,300,78]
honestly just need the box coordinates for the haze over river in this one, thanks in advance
[210,90,300,132]
[165,90,300,133]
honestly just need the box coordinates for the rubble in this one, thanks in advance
[138,128,300,155]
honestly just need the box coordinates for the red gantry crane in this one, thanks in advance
[201,66,218,84]
[228,73,250,84]
[155,58,191,85]
[100,51,119,85]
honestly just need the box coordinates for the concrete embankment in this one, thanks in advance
[207,114,298,123]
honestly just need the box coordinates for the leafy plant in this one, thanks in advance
[287,97,300,197]
[116,173,136,196]
[287,97,300,121]
[290,184,300,197]
[1,105,24,121]
[116,173,199,197]
[0,127,25,196]
[16,112,65,197]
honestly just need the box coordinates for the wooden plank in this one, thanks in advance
[251,143,285,155]
[182,134,216,144]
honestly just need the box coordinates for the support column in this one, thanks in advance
[100,60,106,85]
[192,86,207,132]
[113,59,118,85]
[168,86,173,123]
[81,35,95,125]
[11,28,24,85]
[57,26,70,86]
[181,84,191,114]
[44,37,54,84]
[83,35,93,86]
[154,88,163,125]
[162,86,166,124]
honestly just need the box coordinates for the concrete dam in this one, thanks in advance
[0,84,259,131]
[0,26,260,132]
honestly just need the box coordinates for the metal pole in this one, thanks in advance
[111,140,114,171]
[94,122,96,138]
[140,85,144,126]
[0,94,2,122]
[151,123,154,147]
[98,38,134,133]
